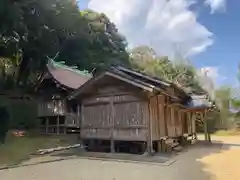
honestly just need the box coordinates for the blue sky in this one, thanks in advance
[193,0,240,86]
[79,0,239,87]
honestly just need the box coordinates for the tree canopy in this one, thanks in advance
[0,0,130,89]
[0,0,207,95]
[130,46,203,94]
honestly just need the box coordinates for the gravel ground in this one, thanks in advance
[0,136,240,180]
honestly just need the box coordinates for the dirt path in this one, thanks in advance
[0,136,240,180]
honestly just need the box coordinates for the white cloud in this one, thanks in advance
[198,66,219,80]
[197,66,220,98]
[88,0,213,58]
[205,0,226,14]
[197,66,227,89]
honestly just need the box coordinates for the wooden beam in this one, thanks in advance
[107,72,154,92]
[117,66,171,87]
[178,108,182,136]
[202,111,208,141]
[191,113,196,137]
[57,116,60,134]
[46,117,49,134]
[77,104,80,127]
[171,107,176,136]
[147,99,153,155]
[68,72,154,100]
[157,95,165,139]
[80,103,84,145]
[110,95,115,153]
[187,111,191,135]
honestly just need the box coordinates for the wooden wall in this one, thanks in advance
[148,93,196,140]
[79,76,198,143]
[148,94,168,140]
[37,100,67,117]
[65,113,79,127]
[80,85,148,141]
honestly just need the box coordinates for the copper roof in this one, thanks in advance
[46,59,92,90]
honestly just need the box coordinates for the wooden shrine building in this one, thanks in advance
[34,59,92,134]
[68,66,212,154]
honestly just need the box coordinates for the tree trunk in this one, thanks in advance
[17,51,30,85]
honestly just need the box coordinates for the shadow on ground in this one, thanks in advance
[0,139,236,180]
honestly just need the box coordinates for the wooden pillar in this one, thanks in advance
[147,98,153,155]
[57,116,60,134]
[77,104,80,127]
[80,103,84,146]
[157,95,165,152]
[63,119,67,134]
[192,113,196,138]
[63,112,67,134]
[110,96,115,153]
[178,109,182,136]
[186,111,191,135]
[46,117,49,134]
[170,107,175,136]
[202,111,208,141]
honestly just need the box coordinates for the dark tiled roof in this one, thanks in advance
[46,59,92,90]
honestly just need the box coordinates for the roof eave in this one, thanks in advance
[68,71,155,100]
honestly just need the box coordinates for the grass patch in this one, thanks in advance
[213,130,240,136]
[0,132,78,167]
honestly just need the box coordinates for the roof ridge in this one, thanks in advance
[48,58,92,78]
[116,66,171,86]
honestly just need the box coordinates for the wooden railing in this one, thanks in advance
[37,100,67,117]
[65,113,80,127]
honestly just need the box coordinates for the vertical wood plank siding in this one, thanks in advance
[80,83,198,143]
[81,86,148,141]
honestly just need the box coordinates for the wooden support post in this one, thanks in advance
[161,140,166,153]
[157,141,162,153]
[192,113,196,140]
[80,103,84,147]
[165,106,169,137]
[63,114,67,134]
[46,117,49,134]
[77,104,80,128]
[179,109,183,136]
[205,110,212,143]
[157,95,166,144]
[57,116,60,134]
[202,111,208,142]
[170,107,176,137]
[110,96,115,153]
[148,99,154,155]
[187,112,191,135]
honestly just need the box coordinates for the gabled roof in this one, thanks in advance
[68,66,191,100]
[115,66,190,98]
[116,67,215,110]
[116,66,171,87]
[45,59,92,90]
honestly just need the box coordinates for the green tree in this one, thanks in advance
[0,0,90,85]
[0,0,130,89]
[130,46,202,93]
[231,65,240,109]
[59,10,130,72]
[215,86,232,129]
